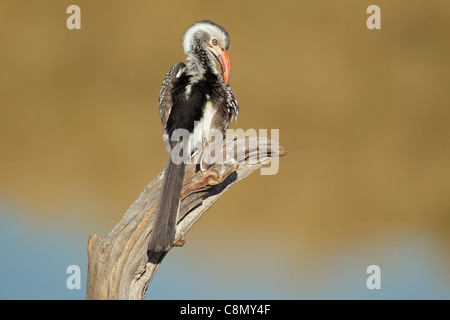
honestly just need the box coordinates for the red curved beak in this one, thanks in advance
[219,50,230,85]
[209,46,231,85]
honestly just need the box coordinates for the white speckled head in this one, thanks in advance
[182,20,230,55]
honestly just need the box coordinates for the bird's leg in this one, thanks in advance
[199,134,239,184]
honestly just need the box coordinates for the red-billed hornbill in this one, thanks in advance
[148,20,239,253]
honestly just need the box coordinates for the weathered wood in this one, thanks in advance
[86,136,286,300]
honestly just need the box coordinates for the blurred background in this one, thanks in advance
[1,0,450,299]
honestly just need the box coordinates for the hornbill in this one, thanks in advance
[148,20,239,253]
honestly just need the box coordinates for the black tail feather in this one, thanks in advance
[148,157,186,252]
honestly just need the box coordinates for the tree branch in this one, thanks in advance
[85,136,286,300]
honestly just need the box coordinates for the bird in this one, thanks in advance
[148,20,239,253]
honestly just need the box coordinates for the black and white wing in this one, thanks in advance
[226,85,239,123]
[158,62,186,128]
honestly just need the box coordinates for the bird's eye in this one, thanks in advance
[212,39,218,46]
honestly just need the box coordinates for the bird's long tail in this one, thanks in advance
[148,156,186,252]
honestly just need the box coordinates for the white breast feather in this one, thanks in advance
[190,101,216,154]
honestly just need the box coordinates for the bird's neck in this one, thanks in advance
[186,49,218,83]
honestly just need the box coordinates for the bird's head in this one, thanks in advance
[183,20,231,85]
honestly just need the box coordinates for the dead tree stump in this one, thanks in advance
[86,136,286,299]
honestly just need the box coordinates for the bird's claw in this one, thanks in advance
[206,161,239,186]
[181,159,239,197]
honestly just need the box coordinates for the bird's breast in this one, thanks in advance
[190,100,217,152]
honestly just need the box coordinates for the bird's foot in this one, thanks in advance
[205,161,239,186]
[181,161,239,197]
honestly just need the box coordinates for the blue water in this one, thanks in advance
[1,203,449,299]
